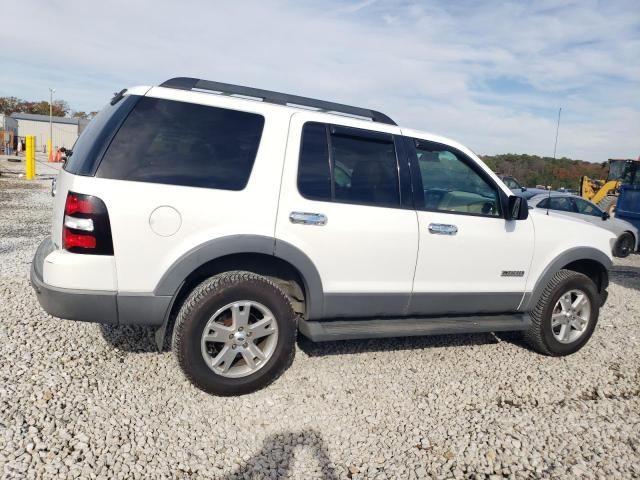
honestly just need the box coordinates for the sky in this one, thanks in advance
[1,0,638,162]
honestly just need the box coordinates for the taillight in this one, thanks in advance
[62,192,114,255]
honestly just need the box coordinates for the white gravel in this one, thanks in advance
[1,176,639,479]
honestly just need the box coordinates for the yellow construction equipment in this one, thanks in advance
[580,158,640,214]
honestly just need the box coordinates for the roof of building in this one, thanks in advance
[10,112,80,125]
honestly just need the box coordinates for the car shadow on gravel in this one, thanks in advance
[297,331,504,357]
[98,324,160,353]
[223,429,338,479]
[609,265,640,291]
[98,323,513,359]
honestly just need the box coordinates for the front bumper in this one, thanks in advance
[30,237,119,324]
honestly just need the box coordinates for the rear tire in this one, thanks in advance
[613,232,635,258]
[172,271,297,396]
[524,269,599,356]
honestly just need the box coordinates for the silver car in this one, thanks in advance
[529,193,639,258]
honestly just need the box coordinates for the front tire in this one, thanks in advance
[524,269,599,356]
[613,232,635,258]
[172,271,297,396]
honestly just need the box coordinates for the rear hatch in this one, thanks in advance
[51,89,148,248]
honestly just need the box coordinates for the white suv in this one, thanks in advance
[31,77,616,395]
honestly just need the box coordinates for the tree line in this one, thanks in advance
[0,96,98,120]
[482,153,607,189]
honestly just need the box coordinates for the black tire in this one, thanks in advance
[172,271,297,396]
[524,269,599,356]
[613,232,635,258]
[597,196,617,216]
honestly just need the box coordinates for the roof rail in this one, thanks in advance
[159,77,397,126]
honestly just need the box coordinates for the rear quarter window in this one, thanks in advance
[96,97,265,190]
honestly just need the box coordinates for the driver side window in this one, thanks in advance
[413,140,500,217]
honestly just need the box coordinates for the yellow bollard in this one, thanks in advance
[47,138,52,162]
[30,136,36,179]
[25,136,31,180]
[25,136,36,180]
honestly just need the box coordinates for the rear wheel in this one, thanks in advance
[613,232,635,258]
[524,270,599,356]
[172,271,297,395]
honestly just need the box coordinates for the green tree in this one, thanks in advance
[0,96,70,116]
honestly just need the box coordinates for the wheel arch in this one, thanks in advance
[154,234,323,316]
[522,247,612,311]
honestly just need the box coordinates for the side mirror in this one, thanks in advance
[521,187,527,192]
[507,195,529,220]
[602,211,610,220]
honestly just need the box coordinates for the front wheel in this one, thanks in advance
[613,232,635,258]
[172,271,297,396]
[524,269,599,356]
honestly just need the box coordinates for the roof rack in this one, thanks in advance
[159,77,397,126]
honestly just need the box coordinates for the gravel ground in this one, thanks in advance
[1,177,639,479]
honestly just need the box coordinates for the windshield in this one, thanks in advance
[502,177,522,190]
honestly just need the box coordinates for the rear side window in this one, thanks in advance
[298,123,331,201]
[96,97,264,190]
[298,122,400,208]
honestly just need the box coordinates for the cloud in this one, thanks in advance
[0,0,638,161]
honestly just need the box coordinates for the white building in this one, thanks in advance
[10,113,88,151]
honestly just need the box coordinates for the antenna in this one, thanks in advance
[547,107,562,215]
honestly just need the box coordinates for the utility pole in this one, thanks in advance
[552,107,562,160]
[49,87,55,161]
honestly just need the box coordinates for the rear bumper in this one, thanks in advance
[30,237,170,326]
[31,237,119,324]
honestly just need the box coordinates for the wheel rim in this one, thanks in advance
[551,289,591,344]
[200,301,279,378]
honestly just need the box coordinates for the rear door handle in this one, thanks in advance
[428,223,458,235]
[289,212,328,226]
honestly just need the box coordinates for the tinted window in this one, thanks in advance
[536,198,549,209]
[64,95,139,176]
[297,123,400,208]
[574,198,602,217]
[538,197,574,212]
[298,123,331,201]
[97,97,264,190]
[331,127,399,207]
[414,141,500,217]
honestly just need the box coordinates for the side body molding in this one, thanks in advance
[520,247,612,312]
[153,235,325,319]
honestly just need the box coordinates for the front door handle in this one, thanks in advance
[428,223,458,235]
[289,211,328,226]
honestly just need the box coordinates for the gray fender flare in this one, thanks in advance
[521,247,612,311]
[152,235,324,350]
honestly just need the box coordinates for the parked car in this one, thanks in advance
[498,175,549,199]
[529,192,638,257]
[31,77,616,395]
